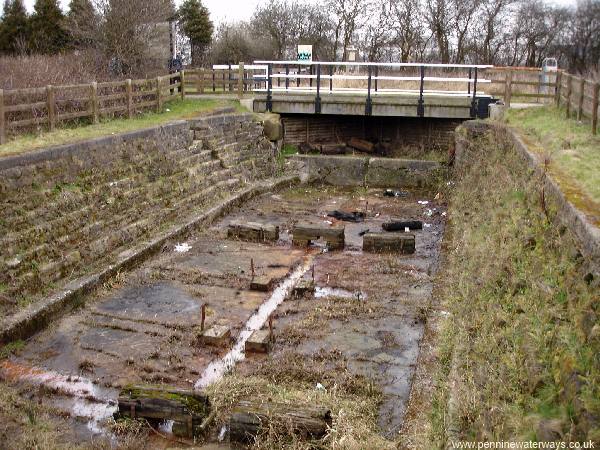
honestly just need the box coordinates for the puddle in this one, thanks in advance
[0,360,118,434]
[314,286,367,300]
[195,256,314,389]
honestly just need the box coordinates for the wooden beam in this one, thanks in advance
[197,68,205,94]
[504,69,513,108]
[230,400,332,443]
[555,71,562,107]
[565,74,572,118]
[592,82,599,136]
[180,70,186,100]
[0,88,5,145]
[46,85,56,131]
[90,82,98,124]
[156,76,162,113]
[577,78,585,121]
[126,79,133,118]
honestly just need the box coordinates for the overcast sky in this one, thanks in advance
[3,0,580,23]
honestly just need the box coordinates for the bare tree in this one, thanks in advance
[93,0,175,74]
[476,0,515,64]
[451,0,480,63]
[389,0,425,62]
[425,0,452,63]
[329,0,369,60]
[564,0,600,73]
[361,1,394,61]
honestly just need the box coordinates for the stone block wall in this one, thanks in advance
[0,113,276,318]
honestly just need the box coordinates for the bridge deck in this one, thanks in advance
[253,91,494,119]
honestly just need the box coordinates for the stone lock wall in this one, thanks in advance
[0,113,276,319]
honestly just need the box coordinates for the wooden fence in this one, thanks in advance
[488,67,599,135]
[555,72,600,135]
[0,72,184,144]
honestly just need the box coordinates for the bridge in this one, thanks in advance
[247,61,497,119]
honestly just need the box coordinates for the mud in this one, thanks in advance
[0,183,446,446]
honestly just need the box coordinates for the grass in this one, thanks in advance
[0,98,243,158]
[506,105,600,203]
[0,340,25,359]
[422,126,599,447]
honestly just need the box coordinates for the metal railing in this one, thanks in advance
[251,60,493,117]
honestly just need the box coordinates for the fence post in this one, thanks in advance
[46,85,56,131]
[0,88,5,145]
[565,74,572,118]
[198,69,205,94]
[504,69,513,108]
[592,82,599,135]
[180,70,186,100]
[156,77,162,113]
[238,62,244,98]
[90,82,99,124]
[555,71,562,107]
[126,79,133,118]
[577,78,585,121]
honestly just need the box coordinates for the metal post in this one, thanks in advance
[238,62,245,98]
[315,64,322,114]
[365,65,373,116]
[468,68,472,95]
[266,63,273,112]
[297,65,301,88]
[329,65,333,92]
[212,69,216,92]
[470,67,478,118]
[374,66,378,92]
[309,65,313,89]
[417,66,425,117]
[285,64,289,90]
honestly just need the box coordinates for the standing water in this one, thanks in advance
[195,256,314,389]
